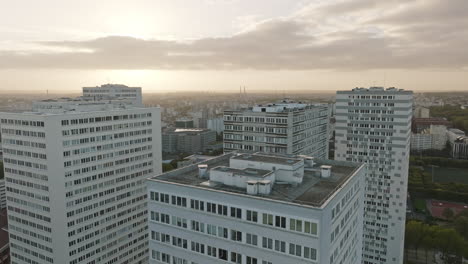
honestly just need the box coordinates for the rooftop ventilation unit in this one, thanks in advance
[320,165,332,178]
[198,164,208,178]
[247,181,258,195]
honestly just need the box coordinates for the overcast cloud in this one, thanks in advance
[1,0,466,70]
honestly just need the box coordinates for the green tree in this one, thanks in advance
[453,216,468,240]
[434,228,466,263]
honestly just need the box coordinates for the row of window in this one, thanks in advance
[60,113,152,126]
[61,120,150,136]
[150,210,319,262]
[152,192,319,236]
[1,128,45,137]
[1,119,44,127]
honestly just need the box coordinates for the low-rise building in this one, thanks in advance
[162,128,216,154]
[447,129,468,159]
[410,125,448,152]
[147,152,366,264]
[412,117,451,133]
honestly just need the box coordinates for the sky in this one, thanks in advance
[0,0,467,93]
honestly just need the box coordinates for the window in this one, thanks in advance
[289,243,302,257]
[246,233,258,246]
[274,240,286,253]
[275,216,286,228]
[290,219,303,232]
[231,252,242,264]
[231,230,242,242]
[247,210,258,222]
[231,207,242,219]
[304,247,317,260]
[247,256,257,264]
[262,237,273,250]
[218,249,228,261]
[304,221,317,235]
[262,213,273,226]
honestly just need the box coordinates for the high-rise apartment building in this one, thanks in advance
[82,84,143,106]
[334,87,413,264]
[0,97,161,264]
[147,152,366,264]
[223,101,329,158]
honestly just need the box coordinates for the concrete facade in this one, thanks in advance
[82,84,143,106]
[223,101,329,158]
[0,98,162,264]
[334,87,413,264]
[147,152,366,264]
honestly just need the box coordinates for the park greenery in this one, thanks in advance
[430,105,468,132]
[410,156,468,168]
[405,217,468,264]
[409,166,468,203]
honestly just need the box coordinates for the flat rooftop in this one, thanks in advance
[231,153,302,166]
[212,166,273,178]
[150,153,362,208]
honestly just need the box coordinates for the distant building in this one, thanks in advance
[162,128,216,154]
[411,133,432,152]
[207,117,224,133]
[447,128,468,159]
[410,125,448,152]
[82,83,143,106]
[335,87,413,264]
[147,152,366,264]
[223,100,329,158]
[175,119,194,129]
[412,117,451,133]
[413,106,430,118]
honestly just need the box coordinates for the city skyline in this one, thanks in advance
[1,0,467,92]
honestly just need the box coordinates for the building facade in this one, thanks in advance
[162,128,216,154]
[334,87,413,264]
[448,128,468,159]
[223,101,329,158]
[147,152,366,264]
[0,98,162,264]
[410,125,447,152]
[82,84,143,106]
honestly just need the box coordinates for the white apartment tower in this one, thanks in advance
[0,97,162,264]
[83,84,143,106]
[147,152,366,264]
[334,87,413,264]
[223,101,329,158]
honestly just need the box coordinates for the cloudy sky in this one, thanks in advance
[1,0,467,93]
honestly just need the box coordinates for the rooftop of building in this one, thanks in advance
[337,87,412,94]
[83,84,141,89]
[211,166,274,178]
[164,128,213,134]
[449,128,466,135]
[149,152,363,208]
[230,153,303,166]
[224,99,327,114]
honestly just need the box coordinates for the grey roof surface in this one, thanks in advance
[150,153,361,208]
